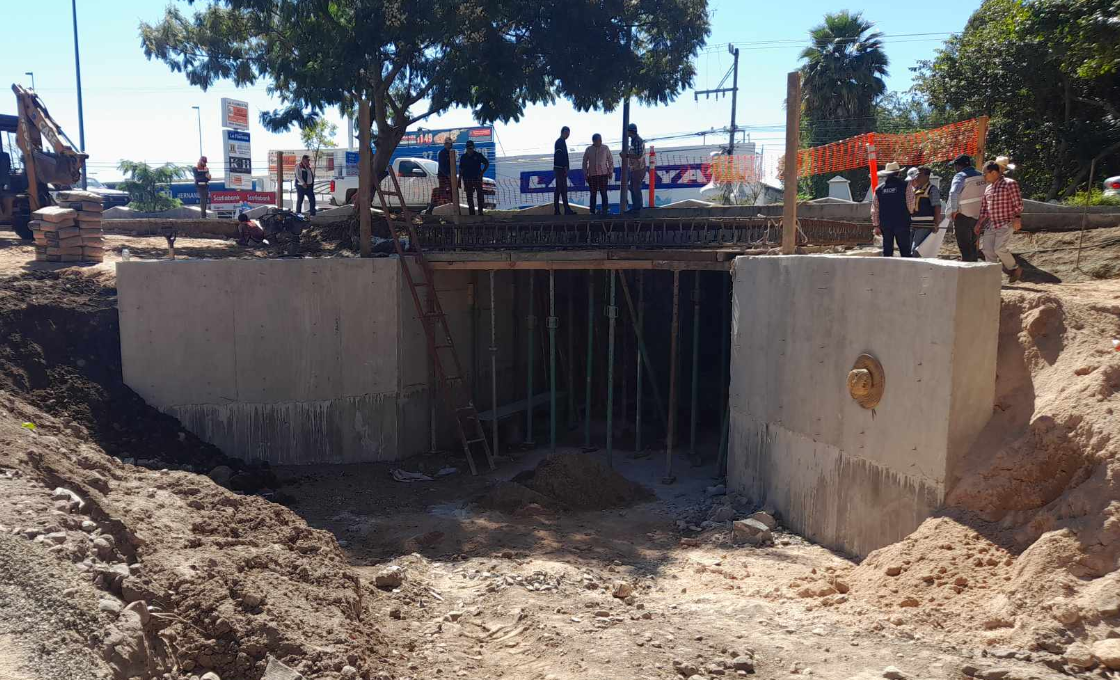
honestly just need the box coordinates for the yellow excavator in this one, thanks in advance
[0,84,87,240]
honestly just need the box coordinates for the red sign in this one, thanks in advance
[210,190,276,207]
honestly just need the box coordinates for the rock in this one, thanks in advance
[99,598,123,615]
[444,611,464,622]
[709,506,736,522]
[674,659,701,677]
[44,531,67,544]
[731,519,772,546]
[102,607,150,678]
[207,466,233,487]
[885,566,902,576]
[341,666,359,679]
[242,592,265,608]
[1063,642,1096,669]
[121,578,157,604]
[882,666,905,679]
[81,520,97,532]
[92,537,114,559]
[680,538,701,547]
[731,655,754,671]
[746,511,777,529]
[613,582,634,599]
[123,600,150,626]
[706,484,727,497]
[978,669,1010,680]
[263,656,305,680]
[1092,639,1120,670]
[1096,597,1120,618]
[389,607,402,620]
[201,673,222,680]
[375,565,405,589]
[899,597,919,608]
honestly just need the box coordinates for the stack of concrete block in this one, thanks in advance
[56,190,105,263]
[30,206,78,262]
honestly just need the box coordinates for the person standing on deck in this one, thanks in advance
[622,123,646,213]
[554,126,575,215]
[582,134,613,215]
[458,140,490,216]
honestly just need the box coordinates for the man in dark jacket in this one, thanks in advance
[554,126,575,215]
[193,157,212,218]
[436,138,454,205]
[458,140,490,216]
[871,162,913,257]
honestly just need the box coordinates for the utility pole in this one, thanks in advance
[191,106,203,157]
[618,25,634,214]
[71,0,87,189]
[781,71,801,255]
[695,43,741,155]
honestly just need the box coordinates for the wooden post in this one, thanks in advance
[781,71,801,255]
[975,116,989,170]
[275,152,284,209]
[358,98,372,258]
[448,149,461,224]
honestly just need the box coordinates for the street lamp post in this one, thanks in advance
[191,106,203,157]
[25,72,35,90]
[71,0,87,189]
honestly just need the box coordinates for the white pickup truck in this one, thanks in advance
[329,157,496,211]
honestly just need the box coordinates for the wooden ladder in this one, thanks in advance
[374,169,495,475]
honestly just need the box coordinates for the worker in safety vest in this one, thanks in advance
[871,162,913,257]
[909,166,942,257]
[947,154,985,262]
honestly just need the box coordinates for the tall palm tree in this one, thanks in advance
[799,11,889,197]
[800,11,889,132]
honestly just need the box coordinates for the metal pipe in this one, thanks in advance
[716,399,730,477]
[489,271,500,457]
[618,271,667,428]
[526,271,536,446]
[721,272,730,427]
[689,272,701,462]
[583,270,595,451]
[635,272,644,453]
[605,271,618,466]
[664,270,681,484]
[567,271,576,429]
[549,269,558,454]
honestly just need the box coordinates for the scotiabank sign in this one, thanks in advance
[209,190,276,206]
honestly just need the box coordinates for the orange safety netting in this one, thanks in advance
[781,118,985,178]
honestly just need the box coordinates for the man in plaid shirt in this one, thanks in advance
[975,160,1023,282]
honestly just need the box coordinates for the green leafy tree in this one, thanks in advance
[116,161,188,212]
[139,0,710,194]
[299,118,338,173]
[799,11,889,199]
[913,0,1120,200]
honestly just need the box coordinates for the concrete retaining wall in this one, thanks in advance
[118,259,404,464]
[727,255,1001,557]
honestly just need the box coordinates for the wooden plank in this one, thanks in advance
[477,391,566,422]
[781,71,801,255]
[427,259,733,271]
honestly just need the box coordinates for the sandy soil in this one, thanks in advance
[0,225,1117,680]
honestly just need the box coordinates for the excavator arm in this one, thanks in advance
[13,84,87,210]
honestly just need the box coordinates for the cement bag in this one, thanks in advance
[915,217,951,258]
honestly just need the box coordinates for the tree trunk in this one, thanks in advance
[358,98,372,258]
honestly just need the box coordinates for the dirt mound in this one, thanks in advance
[848,282,1120,656]
[518,453,654,511]
[0,400,388,680]
[0,269,246,477]
[475,481,563,514]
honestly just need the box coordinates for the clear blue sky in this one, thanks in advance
[1,0,981,182]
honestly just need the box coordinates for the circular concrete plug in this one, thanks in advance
[847,354,884,409]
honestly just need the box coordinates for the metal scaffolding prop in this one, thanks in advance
[412,217,871,251]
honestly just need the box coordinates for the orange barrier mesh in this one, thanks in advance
[780,118,985,178]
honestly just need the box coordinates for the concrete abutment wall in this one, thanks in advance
[727,255,1001,557]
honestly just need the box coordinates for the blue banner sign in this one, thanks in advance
[520,163,715,194]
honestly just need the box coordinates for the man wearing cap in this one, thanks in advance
[554,126,576,215]
[871,161,913,257]
[948,154,985,262]
[458,140,490,216]
[622,123,646,213]
[976,158,1023,282]
[909,166,941,256]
